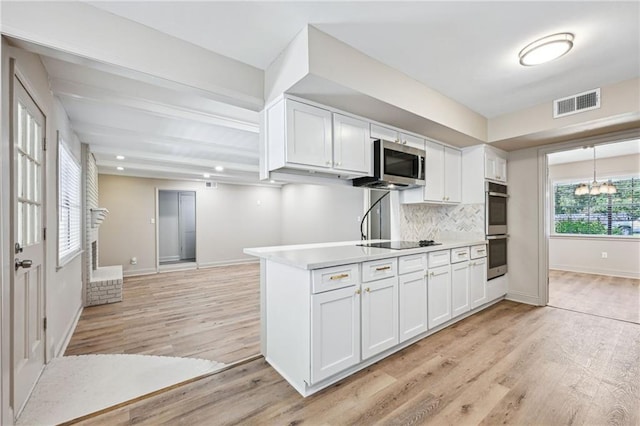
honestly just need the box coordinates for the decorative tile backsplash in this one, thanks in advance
[400,203,485,241]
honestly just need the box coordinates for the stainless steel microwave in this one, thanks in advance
[352,139,425,189]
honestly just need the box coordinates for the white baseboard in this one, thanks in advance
[505,291,541,306]
[56,305,83,358]
[198,259,259,269]
[123,268,157,277]
[549,264,640,280]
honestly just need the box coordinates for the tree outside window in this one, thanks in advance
[554,177,640,236]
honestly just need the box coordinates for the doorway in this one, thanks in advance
[544,138,640,323]
[158,190,196,265]
[368,189,391,240]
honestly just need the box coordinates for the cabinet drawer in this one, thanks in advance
[428,250,450,268]
[451,247,470,264]
[312,264,359,294]
[399,253,427,275]
[362,258,397,282]
[470,244,487,259]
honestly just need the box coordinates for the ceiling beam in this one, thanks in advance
[1,2,264,111]
[51,78,259,133]
[96,159,258,181]
[91,145,258,173]
[72,122,258,159]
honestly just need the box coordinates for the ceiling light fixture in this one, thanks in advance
[116,155,125,160]
[203,173,210,178]
[574,146,617,196]
[215,166,224,172]
[116,166,124,171]
[519,33,574,66]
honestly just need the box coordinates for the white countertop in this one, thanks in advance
[244,239,487,270]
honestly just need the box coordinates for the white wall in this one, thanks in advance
[1,43,84,423]
[550,236,639,279]
[548,154,640,278]
[280,183,366,245]
[506,146,542,305]
[98,175,283,275]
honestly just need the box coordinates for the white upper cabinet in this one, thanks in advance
[484,148,507,182]
[266,98,371,178]
[402,140,461,204]
[369,123,424,150]
[444,147,462,203]
[424,140,445,202]
[286,100,333,168]
[333,113,371,174]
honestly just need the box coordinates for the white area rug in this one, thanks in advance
[17,354,225,425]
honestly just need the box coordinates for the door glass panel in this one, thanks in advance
[17,202,24,247]
[32,122,40,162]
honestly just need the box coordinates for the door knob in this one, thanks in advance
[15,259,33,271]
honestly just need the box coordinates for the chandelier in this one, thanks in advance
[574,146,617,195]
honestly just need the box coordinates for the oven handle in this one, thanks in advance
[487,235,509,240]
[487,192,509,198]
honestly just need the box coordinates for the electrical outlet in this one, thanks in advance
[601,252,608,259]
[130,257,137,265]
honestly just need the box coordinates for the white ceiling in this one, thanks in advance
[89,1,640,118]
[547,139,640,165]
[22,2,640,183]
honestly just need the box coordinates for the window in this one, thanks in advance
[554,177,640,236]
[58,136,81,264]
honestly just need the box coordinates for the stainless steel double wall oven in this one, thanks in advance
[485,181,508,279]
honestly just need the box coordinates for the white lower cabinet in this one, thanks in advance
[427,265,452,328]
[361,277,399,360]
[470,257,488,309]
[451,261,471,318]
[399,270,428,342]
[311,286,361,383]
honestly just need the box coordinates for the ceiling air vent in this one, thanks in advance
[553,88,600,118]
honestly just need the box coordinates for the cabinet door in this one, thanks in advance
[428,265,452,328]
[311,286,361,383]
[470,257,488,309]
[496,157,507,182]
[444,147,462,203]
[370,123,398,142]
[484,151,497,181]
[286,100,332,168]
[399,132,425,150]
[399,270,428,342]
[451,261,470,318]
[424,140,445,202]
[333,114,371,174]
[361,277,399,360]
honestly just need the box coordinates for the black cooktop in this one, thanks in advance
[358,240,441,250]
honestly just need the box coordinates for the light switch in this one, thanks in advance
[150,218,155,224]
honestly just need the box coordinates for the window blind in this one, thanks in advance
[59,141,81,264]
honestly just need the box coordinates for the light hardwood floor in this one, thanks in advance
[73,301,639,426]
[65,264,260,364]
[548,269,640,324]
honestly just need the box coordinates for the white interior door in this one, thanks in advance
[178,191,196,260]
[12,76,46,416]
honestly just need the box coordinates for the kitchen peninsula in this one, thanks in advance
[245,239,507,397]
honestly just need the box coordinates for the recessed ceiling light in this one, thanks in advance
[203,173,210,178]
[215,166,224,172]
[116,155,125,160]
[519,33,574,66]
[116,166,124,171]
[269,180,276,183]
